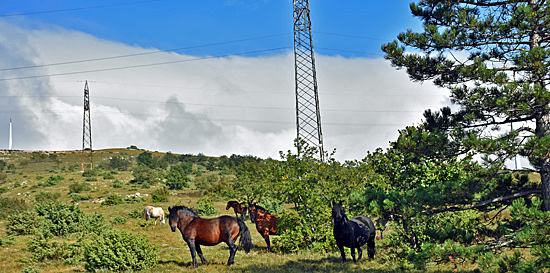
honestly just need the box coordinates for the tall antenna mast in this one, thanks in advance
[82,81,93,171]
[293,0,324,161]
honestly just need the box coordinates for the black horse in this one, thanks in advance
[332,202,375,263]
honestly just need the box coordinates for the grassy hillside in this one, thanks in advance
[0,149,466,273]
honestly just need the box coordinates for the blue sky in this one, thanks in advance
[2,1,420,57]
[0,1,448,161]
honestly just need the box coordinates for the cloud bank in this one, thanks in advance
[0,19,451,161]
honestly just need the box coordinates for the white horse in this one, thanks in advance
[142,206,165,224]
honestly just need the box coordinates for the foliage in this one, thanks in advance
[165,164,190,190]
[101,194,124,206]
[35,201,109,238]
[194,197,218,216]
[34,191,61,203]
[67,181,90,194]
[40,175,64,187]
[0,159,6,171]
[68,193,91,202]
[257,197,285,215]
[0,197,30,220]
[131,165,163,185]
[83,229,159,271]
[6,209,41,236]
[137,151,168,169]
[151,188,169,203]
[112,179,123,188]
[382,0,550,210]
[27,234,83,265]
[107,155,132,171]
[0,235,15,246]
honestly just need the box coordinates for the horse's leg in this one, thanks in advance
[185,239,199,267]
[350,247,357,263]
[357,246,363,262]
[263,231,272,252]
[337,242,346,262]
[195,243,208,265]
[226,238,238,266]
[367,237,376,259]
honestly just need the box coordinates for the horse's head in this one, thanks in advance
[248,205,257,223]
[168,206,179,232]
[332,202,346,222]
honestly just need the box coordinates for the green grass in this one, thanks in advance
[0,149,474,272]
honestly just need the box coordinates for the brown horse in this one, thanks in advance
[248,204,278,251]
[168,205,252,267]
[226,201,247,218]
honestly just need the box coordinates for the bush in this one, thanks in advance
[194,197,218,216]
[101,194,124,206]
[35,201,109,238]
[68,181,91,194]
[69,193,91,202]
[41,175,64,187]
[112,179,123,188]
[151,188,169,203]
[27,235,83,265]
[165,164,190,190]
[0,197,30,220]
[84,229,159,271]
[6,209,41,236]
[34,191,61,203]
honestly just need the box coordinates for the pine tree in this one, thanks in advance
[383,0,550,211]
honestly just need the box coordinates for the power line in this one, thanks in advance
[0,33,291,72]
[0,47,292,81]
[0,95,430,113]
[0,0,161,17]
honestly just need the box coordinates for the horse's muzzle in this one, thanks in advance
[170,225,177,232]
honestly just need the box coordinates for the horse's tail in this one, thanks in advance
[237,218,252,253]
[142,208,148,220]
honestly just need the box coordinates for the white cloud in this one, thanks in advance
[0,19,451,161]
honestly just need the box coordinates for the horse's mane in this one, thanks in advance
[252,204,270,214]
[227,200,239,206]
[170,205,200,218]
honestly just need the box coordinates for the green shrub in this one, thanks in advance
[0,235,15,246]
[68,193,91,202]
[112,179,123,188]
[6,209,40,236]
[84,229,159,271]
[34,191,61,203]
[35,201,109,238]
[0,186,9,194]
[68,181,91,193]
[195,197,218,216]
[111,216,128,225]
[128,209,144,219]
[102,172,115,180]
[0,197,30,219]
[101,194,124,206]
[257,198,285,214]
[27,235,83,265]
[151,188,169,203]
[41,175,64,187]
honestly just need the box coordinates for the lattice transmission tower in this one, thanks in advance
[82,81,93,171]
[293,0,324,161]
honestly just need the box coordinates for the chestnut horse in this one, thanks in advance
[226,201,247,218]
[248,204,278,251]
[168,205,252,267]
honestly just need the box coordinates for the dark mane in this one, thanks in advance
[227,201,239,206]
[170,205,200,218]
[252,204,269,214]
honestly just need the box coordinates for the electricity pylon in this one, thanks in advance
[82,81,93,171]
[293,0,324,161]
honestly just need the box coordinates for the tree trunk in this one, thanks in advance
[529,0,550,211]
[537,113,550,211]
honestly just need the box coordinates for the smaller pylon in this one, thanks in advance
[82,81,93,171]
[9,118,12,150]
